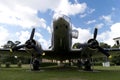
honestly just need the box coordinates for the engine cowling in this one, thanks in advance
[25,39,43,55]
[11,28,43,57]
[25,39,36,49]
[87,39,99,49]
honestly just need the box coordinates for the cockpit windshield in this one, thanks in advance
[53,14,71,23]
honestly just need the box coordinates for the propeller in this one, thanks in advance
[93,28,97,40]
[11,28,43,55]
[30,28,35,40]
[97,46,110,57]
[87,28,110,57]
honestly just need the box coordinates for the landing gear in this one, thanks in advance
[30,54,41,71]
[77,58,92,71]
[84,59,92,71]
[32,58,40,71]
[77,59,83,70]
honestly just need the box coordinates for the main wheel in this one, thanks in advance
[32,58,40,71]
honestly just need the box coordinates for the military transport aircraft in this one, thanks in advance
[0,15,119,71]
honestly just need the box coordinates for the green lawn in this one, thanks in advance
[0,65,120,80]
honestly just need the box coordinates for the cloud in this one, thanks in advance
[15,31,30,43]
[46,26,52,34]
[0,3,48,29]
[112,7,115,11]
[87,8,95,14]
[35,32,51,49]
[100,15,113,25]
[80,13,87,18]
[98,23,120,46]
[0,26,9,47]
[0,0,59,12]
[95,23,104,29]
[86,20,96,24]
[72,23,120,47]
[53,0,87,18]
[0,0,118,50]
[0,0,56,49]
[80,8,95,18]
[0,0,61,29]
[15,30,51,49]
[72,26,92,45]
[0,0,88,49]
[0,0,87,29]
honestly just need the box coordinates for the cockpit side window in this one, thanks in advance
[55,26,58,29]
[65,25,68,29]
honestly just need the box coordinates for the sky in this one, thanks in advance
[0,0,120,49]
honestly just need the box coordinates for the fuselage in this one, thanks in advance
[52,17,72,52]
[42,16,80,60]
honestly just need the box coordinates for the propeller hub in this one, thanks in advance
[25,39,36,49]
[87,39,99,49]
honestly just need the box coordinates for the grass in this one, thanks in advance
[0,65,120,80]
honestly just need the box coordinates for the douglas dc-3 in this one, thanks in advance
[0,15,120,71]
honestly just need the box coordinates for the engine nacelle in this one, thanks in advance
[25,39,43,55]
[87,39,99,49]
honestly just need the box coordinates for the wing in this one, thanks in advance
[0,48,29,57]
[104,48,120,51]
[85,48,120,58]
[104,48,120,57]
[42,49,82,60]
[71,48,99,58]
[42,50,54,59]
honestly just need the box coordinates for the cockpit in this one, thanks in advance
[53,14,79,39]
[53,14,71,30]
[53,14,71,24]
[72,29,79,39]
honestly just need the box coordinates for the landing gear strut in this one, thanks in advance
[84,59,92,71]
[32,58,40,71]
[30,54,41,71]
[77,58,92,71]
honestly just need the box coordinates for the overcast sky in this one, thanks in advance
[0,0,120,49]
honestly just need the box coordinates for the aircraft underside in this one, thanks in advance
[4,16,112,71]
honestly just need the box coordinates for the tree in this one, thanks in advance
[112,44,119,48]
[99,42,111,48]
[111,44,120,65]
[112,55,120,65]
[72,43,81,49]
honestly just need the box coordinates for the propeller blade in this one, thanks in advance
[30,28,35,40]
[97,46,110,57]
[93,28,98,40]
[12,44,26,50]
